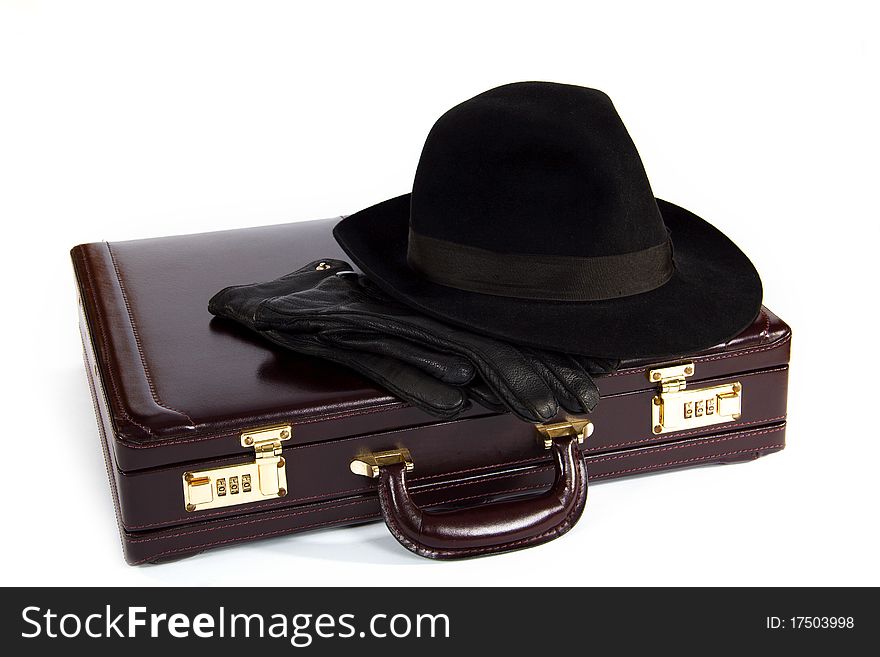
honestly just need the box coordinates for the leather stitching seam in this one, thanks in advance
[105,242,195,425]
[126,499,376,543]
[81,342,130,558]
[129,512,377,565]
[78,249,158,437]
[588,425,785,465]
[591,443,785,479]
[604,333,792,378]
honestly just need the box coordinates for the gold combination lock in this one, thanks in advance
[649,362,742,435]
[182,424,291,512]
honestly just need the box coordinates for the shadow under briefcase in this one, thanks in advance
[71,216,791,564]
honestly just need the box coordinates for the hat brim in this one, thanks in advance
[333,194,762,359]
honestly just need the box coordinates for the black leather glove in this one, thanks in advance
[210,259,614,422]
[209,262,470,419]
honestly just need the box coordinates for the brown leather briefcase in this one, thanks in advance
[71,216,791,564]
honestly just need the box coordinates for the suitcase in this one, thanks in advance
[71,216,791,564]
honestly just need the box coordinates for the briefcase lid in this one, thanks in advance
[72,216,791,472]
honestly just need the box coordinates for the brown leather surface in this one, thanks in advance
[72,216,792,564]
[377,435,588,559]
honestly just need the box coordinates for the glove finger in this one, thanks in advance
[476,361,559,422]
[465,380,506,413]
[261,330,467,419]
[519,350,585,413]
[523,349,601,414]
[437,336,558,422]
[319,329,475,385]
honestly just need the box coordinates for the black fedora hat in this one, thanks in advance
[333,82,762,359]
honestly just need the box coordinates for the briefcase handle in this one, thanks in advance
[352,430,588,559]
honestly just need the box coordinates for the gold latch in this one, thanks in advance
[182,424,291,512]
[350,448,414,478]
[650,363,742,435]
[535,418,594,449]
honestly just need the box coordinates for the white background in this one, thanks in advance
[1,0,878,587]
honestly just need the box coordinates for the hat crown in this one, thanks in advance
[410,82,667,258]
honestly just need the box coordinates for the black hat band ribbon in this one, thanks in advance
[406,228,674,302]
